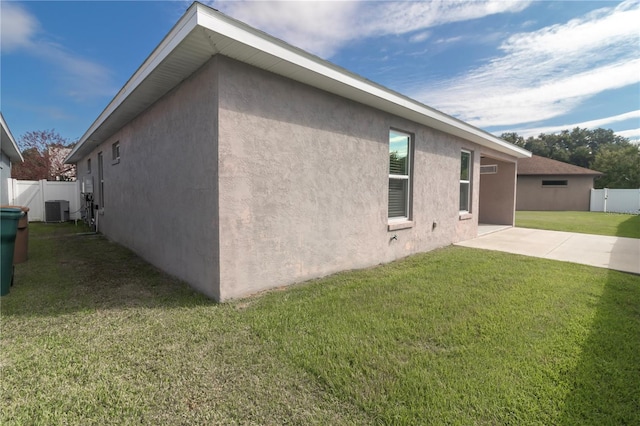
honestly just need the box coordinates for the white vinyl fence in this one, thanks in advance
[9,179,81,221]
[590,188,640,214]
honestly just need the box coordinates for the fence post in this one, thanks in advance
[603,188,608,213]
[9,178,16,204]
[40,180,46,219]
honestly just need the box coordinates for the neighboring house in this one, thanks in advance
[66,2,530,301]
[0,112,24,205]
[516,155,602,211]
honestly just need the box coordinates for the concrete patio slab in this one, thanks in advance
[455,227,640,274]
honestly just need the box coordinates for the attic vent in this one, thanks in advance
[480,164,498,174]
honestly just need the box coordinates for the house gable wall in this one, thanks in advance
[516,175,595,211]
[1,150,11,205]
[216,56,499,300]
[76,58,221,299]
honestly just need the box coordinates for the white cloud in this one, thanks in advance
[418,0,640,128]
[37,40,116,101]
[409,32,430,43]
[0,3,115,101]
[208,0,531,57]
[435,36,463,44]
[616,128,640,141]
[0,2,39,52]
[496,110,640,138]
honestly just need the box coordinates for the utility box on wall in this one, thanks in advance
[45,200,70,223]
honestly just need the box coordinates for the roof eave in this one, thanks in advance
[0,112,24,163]
[66,2,530,164]
[66,2,202,164]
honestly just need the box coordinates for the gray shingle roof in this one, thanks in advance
[518,155,602,176]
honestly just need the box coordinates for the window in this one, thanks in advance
[460,150,472,213]
[98,152,104,208]
[542,180,567,187]
[112,141,120,164]
[388,130,411,220]
[87,158,91,174]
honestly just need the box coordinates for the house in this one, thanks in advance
[66,2,530,301]
[1,112,24,205]
[516,155,602,211]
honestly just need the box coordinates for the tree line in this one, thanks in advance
[501,127,639,189]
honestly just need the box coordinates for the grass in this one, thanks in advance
[2,223,639,425]
[516,211,640,238]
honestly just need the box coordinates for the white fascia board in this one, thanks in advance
[66,4,201,164]
[196,5,530,159]
[0,112,24,162]
[67,2,530,163]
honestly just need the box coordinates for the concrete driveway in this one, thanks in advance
[455,227,640,275]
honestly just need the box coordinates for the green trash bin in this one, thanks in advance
[1,208,23,296]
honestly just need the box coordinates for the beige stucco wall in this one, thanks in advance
[76,59,221,299]
[74,54,521,301]
[215,56,501,300]
[516,175,595,211]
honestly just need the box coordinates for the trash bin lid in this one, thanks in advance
[0,205,29,213]
[0,208,24,219]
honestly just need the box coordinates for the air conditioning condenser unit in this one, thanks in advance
[45,200,70,223]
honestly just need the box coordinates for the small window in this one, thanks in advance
[112,141,120,164]
[87,158,91,174]
[542,180,567,187]
[388,130,412,220]
[460,150,472,213]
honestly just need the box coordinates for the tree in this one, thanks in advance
[502,127,639,189]
[500,132,525,147]
[11,130,76,181]
[502,127,633,171]
[592,144,640,189]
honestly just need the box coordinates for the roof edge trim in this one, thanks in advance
[66,1,531,163]
[0,112,24,162]
[194,4,530,158]
[66,3,201,163]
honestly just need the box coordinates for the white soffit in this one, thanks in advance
[67,2,530,163]
[0,112,24,163]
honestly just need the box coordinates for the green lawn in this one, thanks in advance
[516,211,640,238]
[2,223,639,425]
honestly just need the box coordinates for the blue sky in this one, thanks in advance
[1,0,639,147]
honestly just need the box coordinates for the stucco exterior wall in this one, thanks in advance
[72,54,521,302]
[478,156,517,225]
[216,57,492,300]
[76,59,221,299]
[516,175,595,211]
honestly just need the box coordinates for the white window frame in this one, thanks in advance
[112,141,120,164]
[388,130,412,222]
[98,152,105,208]
[460,150,472,214]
